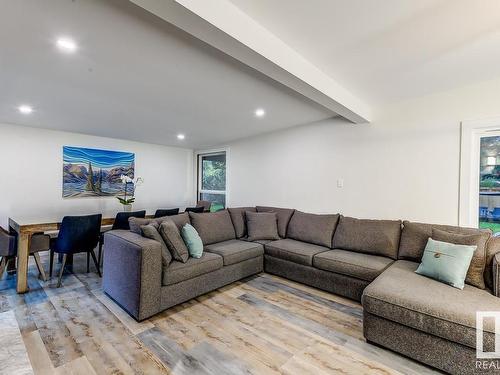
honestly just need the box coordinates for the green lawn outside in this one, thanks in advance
[479,221,500,234]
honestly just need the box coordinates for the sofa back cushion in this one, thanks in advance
[431,228,489,289]
[256,206,295,238]
[228,207,256,238]
[287,211,340,248]
[399,221,490,262]
[486,236,500,290]
[332,216,401,259]
[189,210,236,245]
[167,212,191,230]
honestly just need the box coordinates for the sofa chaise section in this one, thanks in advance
[362,260,500,374]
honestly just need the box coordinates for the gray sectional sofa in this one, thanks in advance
[102,206,500,375]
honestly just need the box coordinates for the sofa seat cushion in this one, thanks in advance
[162,252,223,286]
[313,249,393,281]
[205,240,264,266]
[265,239,329,266]
[362,260,500,349]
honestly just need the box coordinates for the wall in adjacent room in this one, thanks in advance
[224,77,500,225]
[0,123,194,228]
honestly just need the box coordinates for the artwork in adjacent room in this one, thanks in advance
[63,146,135,198]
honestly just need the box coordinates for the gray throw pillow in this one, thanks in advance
[130,217,153,234]
[246,211,280,241]
[432,228,490,289]
[159,221,189,263]
[228,207,256,238]
[129,213,191,235]
[140,223,172,266]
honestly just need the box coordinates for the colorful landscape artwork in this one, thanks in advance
[63,146,135,198]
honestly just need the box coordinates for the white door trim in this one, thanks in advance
[459,117,500,227]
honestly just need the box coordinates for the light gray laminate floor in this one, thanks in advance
[0,254,442,374]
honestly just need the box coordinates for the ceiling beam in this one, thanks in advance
[130,0,371,123]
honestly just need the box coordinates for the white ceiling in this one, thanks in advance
[230,0,500,106]
[0,0,333,149]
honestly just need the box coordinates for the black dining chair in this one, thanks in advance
[0,227,16,280]
[0,227,50,281]
[49,214,102,287]
[185,206,205,213]
[154,208,179,218]
[98,210,146,268]
[112,210,146,231]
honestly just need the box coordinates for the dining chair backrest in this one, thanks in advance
[112,210,146,230]
[185,206,205,213]
[55,214,102,254]
[196,200,212,212]
[0,227,16,257]
[154,208,179,218]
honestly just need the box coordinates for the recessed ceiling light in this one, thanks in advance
[18,105,33,114]
[255,108,265,117]
[177,134,185,140]
[56,37,77,52]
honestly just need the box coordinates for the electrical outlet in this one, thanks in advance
[337,178,344,188]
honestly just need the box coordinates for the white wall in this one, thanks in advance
[0,123,194,228]
[225,77,500,225]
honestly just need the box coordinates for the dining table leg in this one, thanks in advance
[16,232,30,293]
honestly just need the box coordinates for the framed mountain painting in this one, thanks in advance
[62,146,135,198]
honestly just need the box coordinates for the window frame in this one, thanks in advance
[459,118,500,227]
[195,148,229,208]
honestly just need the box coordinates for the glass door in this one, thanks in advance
[479,134,500,234]
[197,152,226,211]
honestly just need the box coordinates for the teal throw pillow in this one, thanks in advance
[415,238,476,289]
[181,223,203,258]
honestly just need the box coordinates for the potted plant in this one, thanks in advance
[117,175,143,211]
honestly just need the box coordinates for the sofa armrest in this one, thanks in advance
[102,230,162,321]
[494,252,500,297]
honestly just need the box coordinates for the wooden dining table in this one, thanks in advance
[8,216,115,293]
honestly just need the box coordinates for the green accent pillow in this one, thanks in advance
[415,238,476,289]
[181,224,203,259]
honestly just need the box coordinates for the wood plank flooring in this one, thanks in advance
[0,253,442,375]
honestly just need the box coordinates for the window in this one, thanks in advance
[460,119,500,234]
[197,152,226,211]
